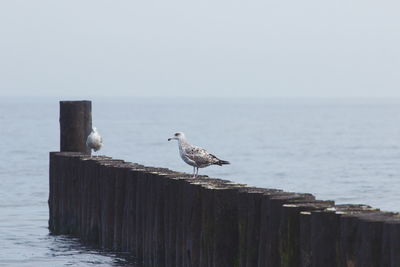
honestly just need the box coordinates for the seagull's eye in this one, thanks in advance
[175,133,179,136]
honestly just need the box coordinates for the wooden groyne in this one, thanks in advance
[49,152,400,267]
[49,100,400,266]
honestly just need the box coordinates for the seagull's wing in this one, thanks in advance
[86,132,94,146]
[184,145,219,165]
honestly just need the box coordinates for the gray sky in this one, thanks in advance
[0,0,399,98]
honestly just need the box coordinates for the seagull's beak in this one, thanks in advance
[168,138,172,141]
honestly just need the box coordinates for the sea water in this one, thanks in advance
[1,97,399,266]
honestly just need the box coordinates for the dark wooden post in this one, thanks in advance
[59,100,92,154]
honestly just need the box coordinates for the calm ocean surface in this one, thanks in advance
[1,97,400,266]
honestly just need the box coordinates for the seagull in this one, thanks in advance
[86,127,103,156]
[168,132,230,178]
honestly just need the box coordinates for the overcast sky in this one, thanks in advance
[0,0,399,98]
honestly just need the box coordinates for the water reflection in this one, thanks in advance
[46,235,141,267]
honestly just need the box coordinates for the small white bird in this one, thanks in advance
[86,127,103,156]
[168,132,230,178]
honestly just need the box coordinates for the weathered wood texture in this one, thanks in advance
[49,152,400,267]
[59,101,92,154]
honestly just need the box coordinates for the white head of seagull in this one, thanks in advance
[168,132,230,178]
[168,132,186,142]
[86,127,103,156]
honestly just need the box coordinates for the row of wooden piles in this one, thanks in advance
[49,152,400,267]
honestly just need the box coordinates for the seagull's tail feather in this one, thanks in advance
[216,159,230,166]
[210,153,230,166]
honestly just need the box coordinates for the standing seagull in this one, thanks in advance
[168,132,230,178]
[86,127,103,156]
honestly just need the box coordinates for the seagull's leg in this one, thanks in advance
[193,166,196,178]
[196,167,199,177]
